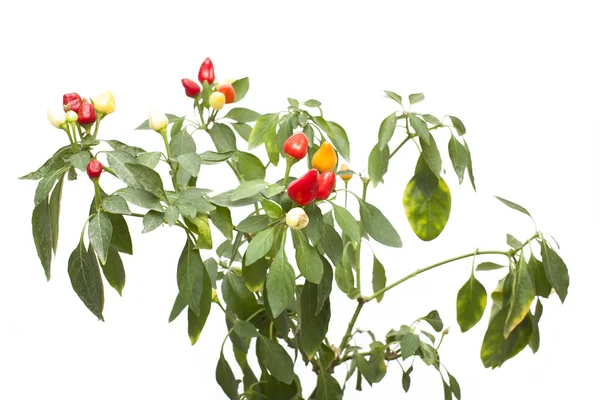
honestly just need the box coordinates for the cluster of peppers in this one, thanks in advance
[181,57,236,110]
[284,133,349,208]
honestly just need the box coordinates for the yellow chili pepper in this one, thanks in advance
[311,142,337,172]
[338,163,353,181]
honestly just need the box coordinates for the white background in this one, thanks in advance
[1,1,598,399]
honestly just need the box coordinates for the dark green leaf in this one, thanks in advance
[260,198,283,219]
[231,180,268,201]
[421,310,443,332]
[177,187,216,212]
[88,212,112,265]
[20,145,71,180]
[68,242,104,320]
[198,150,235,165]
[225,107,261,123]
[266,250,296,318]
[222,272,260,320]
[359,200,402,248]
[105,140,146,156]
[528,255,552,298]
[232,77,249,102]
[245,227,275,265]
[102,248,125,296]
[32,199,52,280]
[305,203,324,244]
[464,140,476,191]
[107,151,138,186]
[372,255,386,303]
[137,151,162,169]
[142,210,163,233]
[209,123,237,152]
[34,166,69,205]
[383,90,403,106]
[316,256,333,316]
[529,300,543,353]
[248,113,279,150]
[300,282,331,358]
[402,367,411,392]
[107,213,133,255]
[494,196,533,220]
[481,308,533,368]
[124,163,164,198]
[332,204,360,243]
[48,176,64,254]
[69,151,91,171]
[325,120,351,162]
[456,274,487,332]
[403,175,451,241]
[187,276,212,345]
[368,144,390,188]
[168,293,187,323]
[115,187,163,211]
[243,257,268,292]
[237,214,270,233]
[408,93,425,104]
[540,239,569,303]
[170,131,196,157]
[216,354,239,400]
[449,115,466,135]
[321,224,343,266]
[400,333,420,359]
[448,135,467,184]
[210,206,234,241]
[234,151,266,181]
[477,262,506,271]
[102,195,131,215]
[449,373,461,400]
[257,335,295,384]
[356,343,387,385]
[409,113,430,144]
[420,135,442,178]
[231,123,252,141]
[176,239,207,316]
[176,153,201,177]
[233,320,259,338]
[210,190,262,208]
[315,371,343,400]
[294,231,324,284]
[377,112,397,150]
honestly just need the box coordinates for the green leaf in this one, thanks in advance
[448,135,467,184]
[304,99,322,107]
[383,90,403,106]
[359,200,402,248]
[88,213,113,265]
[170,131,196,157]
[115,187,163,211]
[48,176,64,255]
[137,151,162,169]
[209,123,237,152]
[420,310,443,332]
[449,373,461,400]
[332,204,360,243]
[257,335,295,384]
[231,123,252,141]
[420,135,442,178]
[232,77,249,102]
[260,198,283,219]
[198,150,235,165]
[176,239,207,316]
[477,261,506,271]
[335,244,355,295]
[529,300,543,353]
[540,239,569,303]
[222,272,260,320]
[449,115,466,135]
[464,140,476,191]
[300,282,331,358]
[265,250,295,318]
[403,175,451,241]
[69,151,91,171]
[248,113,279,150]
[32,199,52,280]
[294,231,324,284]
[481,307,533,368]
[377,112,397,150]
[231,180,268,201]
[106,151,138,186]
[210,190,262,208]
[305,203,324,244]
[245,227,275,265]
[176,153,201,177]
[368,144,390,187]
[210,206,234,241]
[187,275,212,345]
[409,113,430,144]
[316,371,343,400]
[506,233,523,249]
[102,195,131,215]
[102,248,125,296]
[164,206,179,226]
[288,98,300,107]
[356,343,387,384]
[34,166,69,205]
[494,196,533,220]
[316,256,334,316]
[168,293,187,323]
[237,214,270,233]
[418,342,437,365]
[225,107,261,123]
[400,333,420,360]
[105,140,146,156]
[321,224,343,266]
[68,242,104,320]
[408,93,425,104]
[124,163,164,198]
[402,367,412,392]
[528,255,552,298]
[20,145,71,180]
[372,255,386,303]
[422,114,441,125]
[216,354,239,400]
[456,274,487,332]
[504,254,535,338]
[235,151,266,181]
[325,120,351,162]
[243,257,268,292]
[176,187,216,212]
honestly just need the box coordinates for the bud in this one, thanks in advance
[148,109,168,133]
[65,110,78,123]
[338,163,353,181]
[92,90,116,115]
[285,207,309,230]
[181,78,201,98]
[47,107,67,128]
[209,92,226,110]
[87,159,103,179]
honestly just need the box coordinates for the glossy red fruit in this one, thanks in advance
[283,132,309,160]
[287,169,319,206]
[218,82,236,104]
[198,57,215,84]
[78,102,96,125]
[181,78,201,97]
[63,92,83,113]
[316,171,336,200]
[87,159,103,179]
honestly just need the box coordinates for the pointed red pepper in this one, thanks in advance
[198,58,215,84]
[78,102,96,125]
[181,78,201,97]
[87,159,103,179]
[283,132,309,160]
[316,171,336,200]
[63,92,83,113]
[287,169,319,206]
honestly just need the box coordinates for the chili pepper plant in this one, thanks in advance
[23,57,570,399]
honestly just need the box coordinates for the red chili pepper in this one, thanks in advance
[316,171,336,200]
[287,169,319,206]
[181,78,201,97]
[198,57,215,84]
[283,132,309,160]
[63,92,83,113]
[78,102,96,125]
[87,159,103,179]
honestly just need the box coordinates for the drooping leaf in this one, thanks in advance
[315,370,343,400]
[372,255,387,303]
[377,112,397,150]
[456,274,487,332]
[448,135,468,184]
[248,113,279,150]
[222,272,260,320]
[187,275,212,345]
[316,255,333,316]
[420,310,443,332]
[242,256,268,292]
[168,293,187,323]
[420,135,442,178]
[124,163,164,198]
[68,242,104,320]
[403,175,451,241]
[359,200,402,248]
[409,113,430,144]
[504,254,535,338]
[102,195,131,215]
[101,248,126,296]
[245,227,275,265]
[216,353,239,400]
[481,307,533,368]
[477,261,506,271]
[400,333,420,360]
[209,206,234,241]
[34,166,70,205]
[256,335,294,384]
[142,210,163,233]
[115,187,163,211]
[321,224,343,266]
[48,176,64,254]
[293,231,324,284]
[449,115,466,135]
[32,198,53,280]
[176,238,207,316]
[528,255,552,298]
[300,282,331,358]
[88,212,113,265]
[368,144,390,187]
[540,239,569,303]
[408,93,425,104]
[332,203,361,243]
[209,123,238,152]
[266,250,295,318]
[325,120,351,162]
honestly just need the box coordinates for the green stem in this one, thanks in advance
[102,165,117,178]
[355,179,369,293]
[283,157,294,187]
[227,160,243,182]
[389,134,413,159]
[343,181,348,208]
[79,213,95,243]
[216,301,236,323]
[365,250,508,302]
[339,301,364,352]
[92,116,102,139]
[93,179,102,210]
[161,131,172,159]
